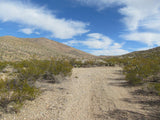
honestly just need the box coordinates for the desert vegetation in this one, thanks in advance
[0,58,73,113]
[69,58,115,68]
[104,52,160,95]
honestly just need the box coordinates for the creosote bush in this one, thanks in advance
[148,83,160,95]
[69,58,115,68]
[0,61,8,72]
[105,54,160,95]
[0,58,73,113]
[0,79,40,113]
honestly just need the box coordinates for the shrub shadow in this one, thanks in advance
[94,109,157,120]
[121,89,160,119]
[108,77,132,88]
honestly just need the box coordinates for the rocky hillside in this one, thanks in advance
[122,47,160,58]
[0,36,94,61]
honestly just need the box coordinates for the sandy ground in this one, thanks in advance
[1,67,159,120]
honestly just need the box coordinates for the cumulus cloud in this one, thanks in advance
[119,0,160,31]
[137,47,154,51]
[82,33,113,49]
[0,0,89,39]
[19,28,34,35]
[122,32,160,46]
[35,32,40,35]
[64,33,128,55]
[76,0,122,10]
[19,28,41,35]
[76,0,160,32]
[75,0,160,47]
[91,49,128,56]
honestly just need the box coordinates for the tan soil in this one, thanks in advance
[1,67,159,120]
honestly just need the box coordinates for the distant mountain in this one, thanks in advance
[122,47,160,58]
[0,36,94,61]
[97,46,160,59]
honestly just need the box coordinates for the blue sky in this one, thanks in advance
[0,0,160,56]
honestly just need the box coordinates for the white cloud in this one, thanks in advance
[75,0,160,48]
[142,16,160,31]
[35,32,40,35]
[76,0,122,10]
[19,28,34,35]
[19,28,41,35]
[91,49,128,56]
[119,0,160,31]
[122,32,160,46]
[83,33,112,49]
[137,47,154,51]
[0,0,89,39]
[76,0,160,32]
[76,0,119,8]
[63,40,79,46]
[64,33,128,56]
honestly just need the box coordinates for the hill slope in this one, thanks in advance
[122,47,160,58]
[0,36,94,61]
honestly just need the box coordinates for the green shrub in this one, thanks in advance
[70,59,111,67]
[0,58,73,113]
[0,79,40,112]
[12,81,40,103]
[104,54,160,90]
[125,72,142,85]
[154,83,160,95]
[148,83,160,95]
[48,59,73,76]
[0,61,8,72]
[70,60,83,67]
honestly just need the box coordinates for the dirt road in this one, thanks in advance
[2,67,155,120]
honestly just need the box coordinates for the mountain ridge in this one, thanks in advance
[122,46,160,58]
[0,36,94,61]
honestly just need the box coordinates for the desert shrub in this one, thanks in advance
[0,80,11,110]
[11,80,40,102]
[0,61,9,72]
[69,58,76,66]
[0,79,39,112]
[125,72,142,85]
[70,59,83,67]
[148,83,160,95]
[13,60,46,80]
[105,62,115,66]
[83,60,95,66]
[0,58,73,113]
[104,54,160,89]
[12,59,72,82]
[48,59,73,76]
[70,59,111,67]
[122,56,160,85]
[103,58,118,66]
[154,83,160,95]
